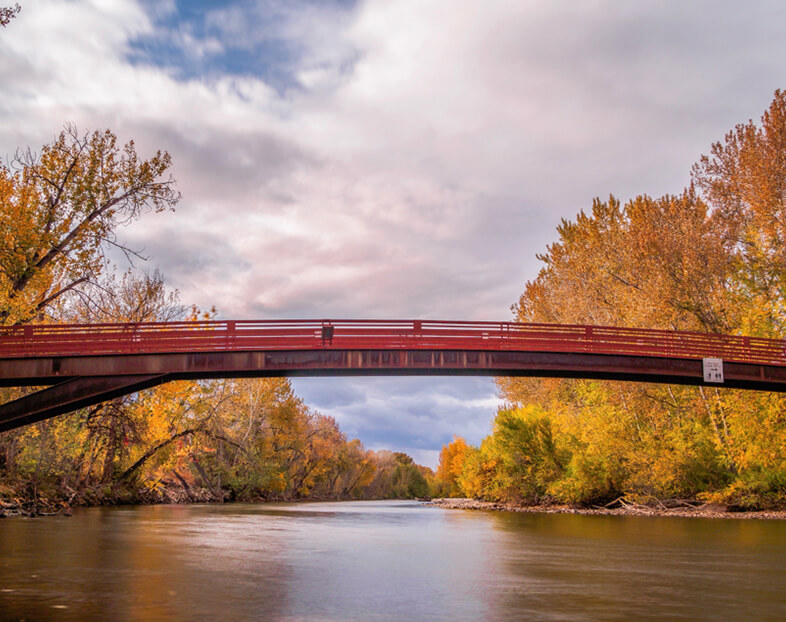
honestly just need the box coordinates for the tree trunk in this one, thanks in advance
[191,455,223,502]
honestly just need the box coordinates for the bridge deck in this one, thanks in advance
[0,319,785,432]
[0,319,784,364]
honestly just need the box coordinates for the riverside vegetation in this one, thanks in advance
[435,90,786,513]
[0,126,431,516]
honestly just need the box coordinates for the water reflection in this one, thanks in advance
[0,502,785,620]
[489,512,786,621]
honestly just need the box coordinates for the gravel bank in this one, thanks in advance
[427,498,786,520]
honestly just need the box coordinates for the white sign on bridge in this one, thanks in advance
[703,358,724,383]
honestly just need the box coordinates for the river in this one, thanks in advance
[0,500,784,620]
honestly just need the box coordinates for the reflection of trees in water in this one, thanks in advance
[0,505,292,619]
[490,511,786,620]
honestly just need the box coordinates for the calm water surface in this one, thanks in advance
[0,500,785,621]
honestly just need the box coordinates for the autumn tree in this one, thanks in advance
[436,436,469,497]
[0,125,179,325]
[484,90,786,509]
[693,89,786,337]
[0,126,180,509]
[1,270,189,504]
[0,3,20,27]
[329,439,376,498]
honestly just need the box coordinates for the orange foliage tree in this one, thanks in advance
[460,90,786,509]
[436,436,470,497]
[0,126,179,325]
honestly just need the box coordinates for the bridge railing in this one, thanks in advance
[0,319,784,366]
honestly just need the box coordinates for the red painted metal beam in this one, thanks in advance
[0,319,784,366]
[2,348,784,387]
[0,375,167,432]
[1,319,785,432]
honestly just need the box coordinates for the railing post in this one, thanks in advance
[321,323,334,347]
[227,321,236,351]
[24,325,32,356]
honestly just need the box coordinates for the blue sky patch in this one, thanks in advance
[129,0,358,92]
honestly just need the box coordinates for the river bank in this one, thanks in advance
[6,488,786,520]
[0,484,408,518]
[0,484,212,518]
[428,497,786,520]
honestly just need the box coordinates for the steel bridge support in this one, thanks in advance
[0,375,167,432]
[2,348,786,432]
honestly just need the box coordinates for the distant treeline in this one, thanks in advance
[436,90,786,510]
[0,127,431,514]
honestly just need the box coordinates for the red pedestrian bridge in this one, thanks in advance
[1,319,785,432]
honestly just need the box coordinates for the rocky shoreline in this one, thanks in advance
[5,494,786,520]
[427,497,786,520]
[0,485,221,518]
[0,489,412,518]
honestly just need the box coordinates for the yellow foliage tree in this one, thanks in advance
[488,90,786,509]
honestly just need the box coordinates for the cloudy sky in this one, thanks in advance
[1,0,785,467]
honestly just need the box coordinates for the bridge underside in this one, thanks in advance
[1,348,786,432]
